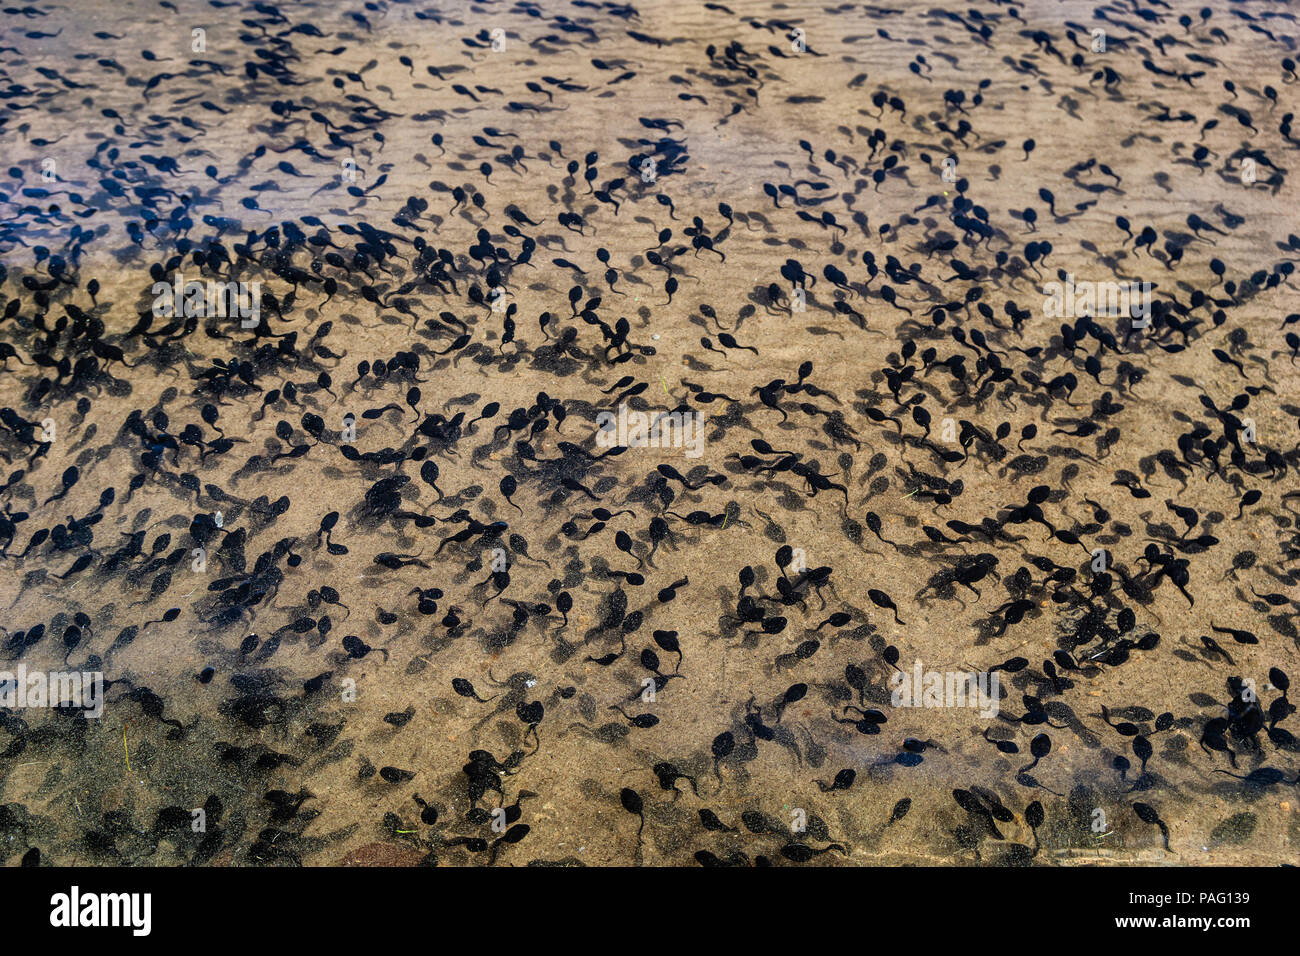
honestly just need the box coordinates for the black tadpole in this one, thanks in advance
[1133,802,1171,851]
[452,678,494,703]
[499,474,523,514]
[868,588,906,625]
[620,786,646,852]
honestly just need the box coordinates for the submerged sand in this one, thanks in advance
[0,0,1298,866]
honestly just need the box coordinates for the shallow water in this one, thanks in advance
[0,0,1298,866]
